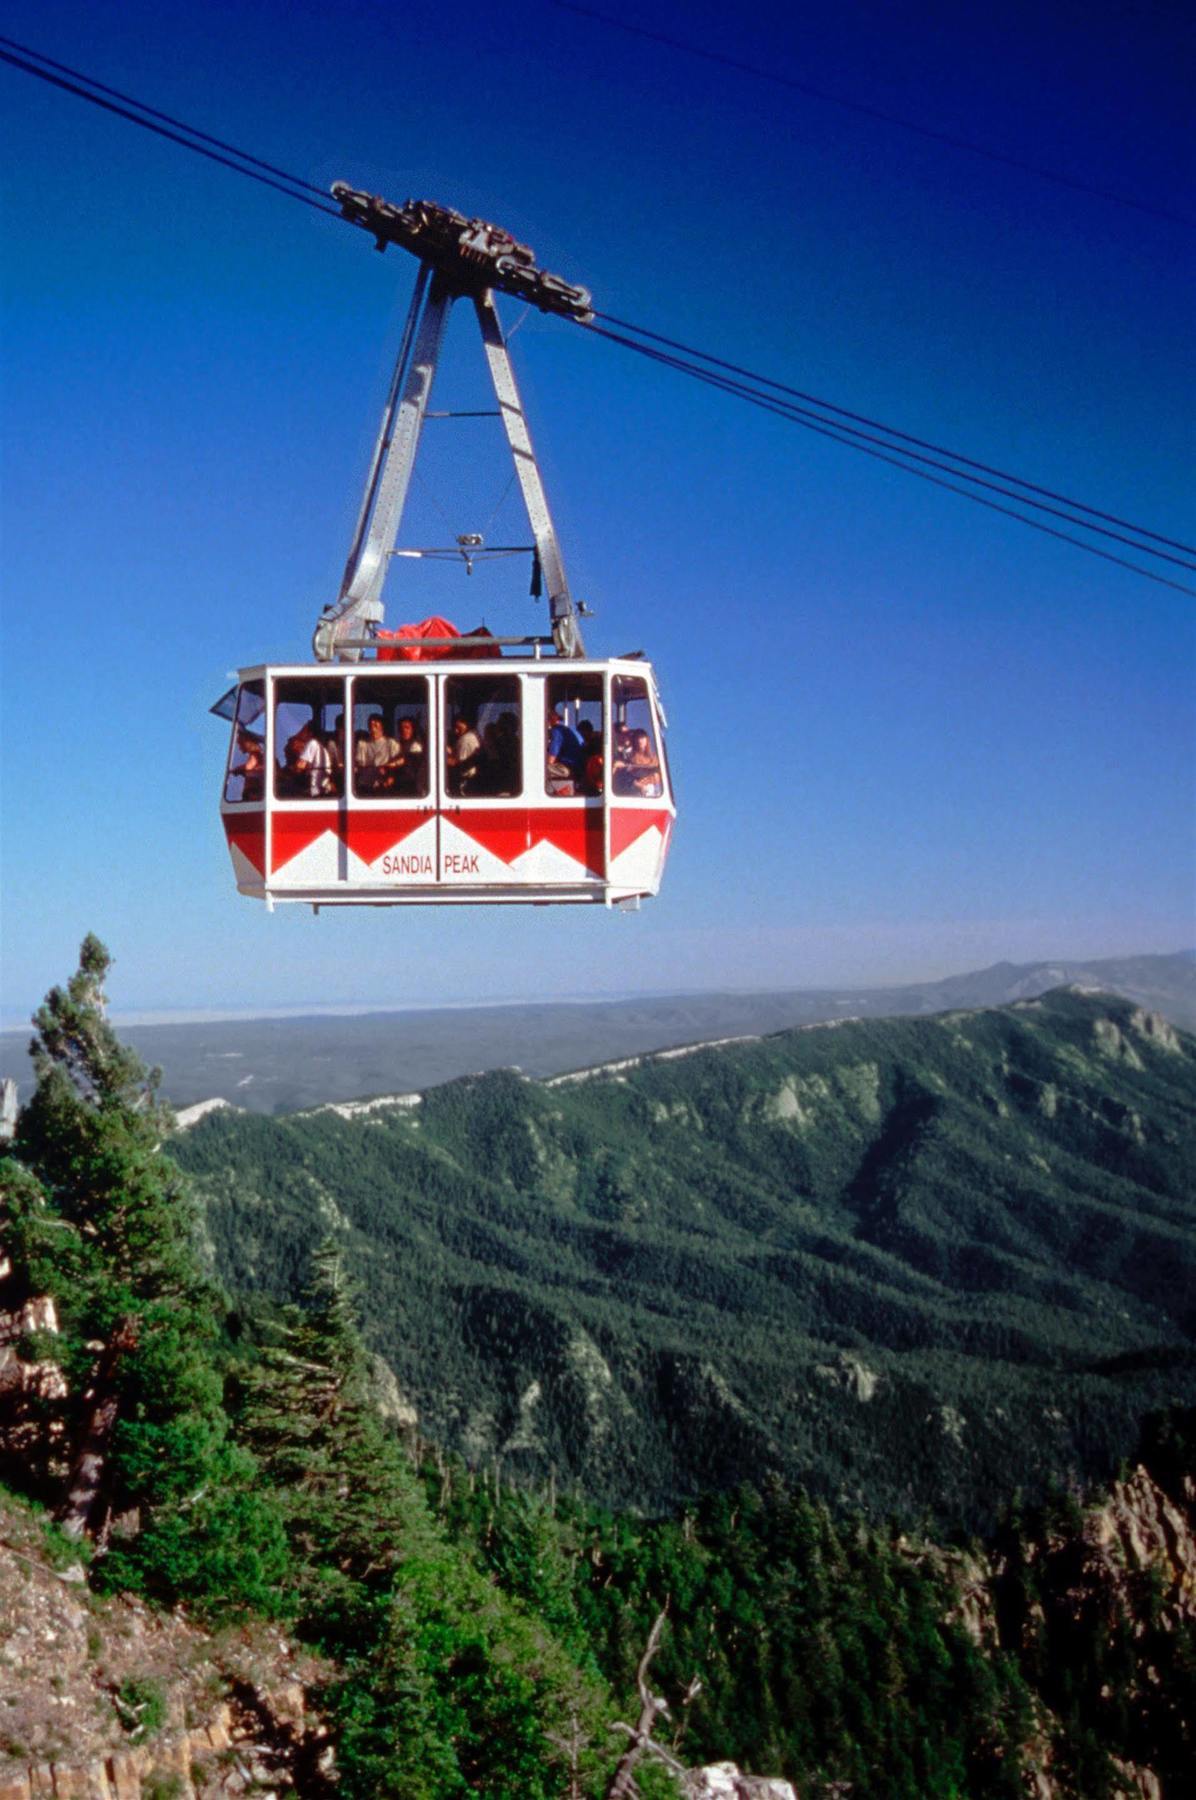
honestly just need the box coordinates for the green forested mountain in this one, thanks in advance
[4,943,1194,1797]
[0,939,620,1796]
[172,987,1196,1529]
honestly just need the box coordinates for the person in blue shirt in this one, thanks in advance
[546,706,585,788]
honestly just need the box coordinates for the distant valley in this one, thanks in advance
[4,949,1192,1115]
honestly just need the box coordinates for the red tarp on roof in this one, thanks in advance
[376,619,499,662]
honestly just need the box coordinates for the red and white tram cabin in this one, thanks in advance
[216,654,674,909]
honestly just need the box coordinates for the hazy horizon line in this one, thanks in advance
[2,946,1189,1034]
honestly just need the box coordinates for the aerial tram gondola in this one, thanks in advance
[212,189,674,910]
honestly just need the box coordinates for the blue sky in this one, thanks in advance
[2,0,1193,1018]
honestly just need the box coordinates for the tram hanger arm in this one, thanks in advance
[313,263,452,662]
[314,193,589,662]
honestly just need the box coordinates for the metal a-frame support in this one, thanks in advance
[313,267,584,662]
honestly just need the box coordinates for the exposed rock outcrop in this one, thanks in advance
[0,1287,68,1480]
[901,1449,1195,1799]
[0,1496,332,1796]
[0,1682,334,1800]
[1088,1464,1196,1620]
[682,1764,798,1800]
[369,1350,419,1431]
[0,1080,17,1144]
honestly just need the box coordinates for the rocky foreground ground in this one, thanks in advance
[0,1488,333,1796]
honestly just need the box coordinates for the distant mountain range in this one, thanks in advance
[171,987,1196,1530]
[4,950,1193,1116]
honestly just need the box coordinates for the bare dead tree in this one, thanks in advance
[604,1607,701,1800]
[669,1672,703,1761]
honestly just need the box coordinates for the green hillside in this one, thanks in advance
[5,943,1194,1796]
[172,988,1196,1529]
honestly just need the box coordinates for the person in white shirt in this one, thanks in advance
[355,713,401,793]
[288,720,339,797]
[446,715,483,795]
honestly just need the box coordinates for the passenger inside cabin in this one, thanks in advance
[282,723,309,793]
[356,713,401,793]
[629,728,662,797]
[576,720,603,795]
[235,729,264,802]
[286,720,338,797]
[547,707,583,773]
[546,706,584,793]
[391,715,426,796]
[612,727,635,795]
[480,712,520,796]
[446,715,483,795]
[324,726,345,795]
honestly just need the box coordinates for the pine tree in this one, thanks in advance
[241,1237,443,1599]
[242,1238,612,1797]
[0,935,288,1609]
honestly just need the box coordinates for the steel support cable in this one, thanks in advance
[5,36,1191,584]
[584,322,1196,575]
[0,32,333,199]
[412,465,465,541]
[478,471,519,538]
[554,2,1196,232]
[582,324,1196,598]
[589,312,1196,562]
[0,45,341,219]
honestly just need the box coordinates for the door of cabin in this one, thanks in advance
[338,671,438,889]
[438,671,606,892]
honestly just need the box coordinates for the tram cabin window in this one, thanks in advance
[545,674,604,797]
[611,676,663,798]
[274,680,345,799]
[351,677,429,799]
[223,680,266,804]
[445,676,522,798]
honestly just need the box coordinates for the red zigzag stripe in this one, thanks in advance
[248,804,668,877]
[609,807,671,863]
[451,807,606,875]
[269,809,434,874]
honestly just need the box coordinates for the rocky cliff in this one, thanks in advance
[0,1487,332,1796]
[931,1443,1195,1799]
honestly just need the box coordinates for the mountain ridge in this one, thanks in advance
[171,987,1196,1530]
[5,951,1193,1117]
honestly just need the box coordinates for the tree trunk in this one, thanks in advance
[57,1316,138,1541]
